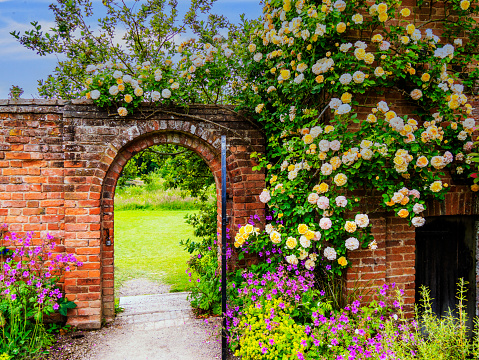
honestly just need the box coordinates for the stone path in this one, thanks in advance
[80,292,223,360]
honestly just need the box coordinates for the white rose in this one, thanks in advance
[324,246,337,261]
[300,236,311,248]
[345,237,360,251]
[162,89,172,98]
[90,90,101,100]
[259,189,271,203]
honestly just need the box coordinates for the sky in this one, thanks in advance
[0,0,263,99]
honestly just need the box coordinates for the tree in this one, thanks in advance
[11,0,231,99]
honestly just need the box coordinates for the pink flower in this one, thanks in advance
[317,196,330,210]
[319,217,332,230]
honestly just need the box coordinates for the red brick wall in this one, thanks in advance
[0,99,265,329]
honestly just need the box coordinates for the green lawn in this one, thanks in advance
[114,210,197,293]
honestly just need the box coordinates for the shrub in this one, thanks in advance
[0,226,81,358]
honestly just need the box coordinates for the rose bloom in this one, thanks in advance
[305,259,315,270]
[430,181,443,193]
[335,196,348,207]
[270,231,281,244]
[338,256,348,266]
[134,87,144,96]
[379,41,391,51]
[151,91,161,101]
[345,237,360,251]
[352,13,363,24]
[248,43,256,52]
[162,89,172,98]
[398,209,409,218]
[330,140,341,151]
[255,103,265,114]
[324,246,337,261]
[344,221,357,233]
[308,192,320,204]
[265,224,274,234]
[317,196,330,210]
[374,67,385,77]
[300,236,311,248]
[401,7,411,16]
[286,237,298,249]
[259,189,271,203]
[416,156,428,168]
[117,107,128,117]
[286,255,298,265]
[460,0,470,10]
[355,214,369,228]
[303,134,313,144]
[298,224,309,234]
[471,184,479,192]
[331,156,341,169]
[334,173,348,186]
[412,217,426,227]
[413,203,425,214]
[372,34,383,42]
[410,89,423,100]
[321,163,333,176]
[319,217,332,230]
[124,94,133,103]
[318,182,329,193]
[336,22,347,33]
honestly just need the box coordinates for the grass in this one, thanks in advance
[113,209,199,294]
[115,175,214,211]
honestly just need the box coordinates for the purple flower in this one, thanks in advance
[11,294,16,301]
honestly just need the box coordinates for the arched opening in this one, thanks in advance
[100,130,225,320]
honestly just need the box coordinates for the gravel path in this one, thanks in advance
[44,278,226,360]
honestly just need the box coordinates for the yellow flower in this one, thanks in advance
[367,114,377,123]
[318,182,329,193]
[378,13,388,22]
[270,231,282,244]
[430,181,443,193]
[117,107,128,117]
[471,184,479,192]
[280,69,291,80]
[315,75,324,83]
[364,53,375,64]
[344,221,357,233]
[325,125,334,133]
[286,237,297,249]
[303,134,313,144]
[398,209,409,218]
[336,22,347,33]
[400,8,411,16]
[298,224,309,235]
[338,256,348,266]
[118,83,125,91]
[372,34,383,42]
[288,164,295,171]
[116,78,123,84]
[318,152,327,160]
[401,36,410,45]
[270,175,277,184]
[385,200,395,206]
[124,94,133,103]
[304,230,315,240]
[334,173,347,186]
[406,24,415,35]
[421,73,430,82]
[377,2,388,14]
[460,0,470,10]
[341,92,352,104]
[267,164,272,169]
[354,48,366,60]
[255,103,265,113]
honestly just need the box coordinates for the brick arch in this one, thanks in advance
[99,130,228,321]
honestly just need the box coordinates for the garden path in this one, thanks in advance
[46,278,223,360]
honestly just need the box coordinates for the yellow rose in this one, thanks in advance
[304,230,315,240]
[460,0,470,10]
[471,184,479,192]
[421,73,430,82]
[336,22,347,33]
[341,92,352,104]
[280,69,291,80]
[334,173,347,186]
[118,83,125,91]
[318,182,329,193]
[429,181,443,193]
[315,75,324,83]
[124,94,133,103]
[378,13,388,22]
[286,237,297,249]
[298,224,309,234]
[338,256,348,266]
[377,3,388,14]
[303,134,313,144]
[400,8,411,16]
[398,209,409,218]
[344,221,357,233]
[406,24,415,35]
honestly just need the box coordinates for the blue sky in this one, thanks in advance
[0,0,263,99]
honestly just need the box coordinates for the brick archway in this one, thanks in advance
[100,130,229,321]
[0,100,265,329]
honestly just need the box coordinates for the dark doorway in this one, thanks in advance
[415,216,477,329]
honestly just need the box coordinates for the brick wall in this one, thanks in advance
[0,99,265,328]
